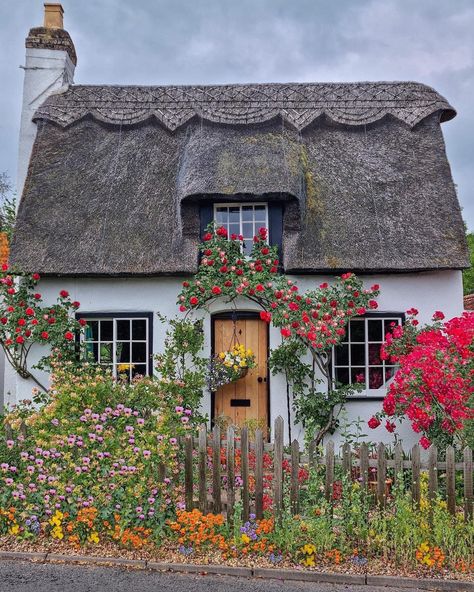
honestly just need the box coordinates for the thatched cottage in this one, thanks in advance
[6,4,469,444]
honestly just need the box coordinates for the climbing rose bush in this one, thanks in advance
[0,265,84,379]
[370,309,474,448]
[178,225,380,351]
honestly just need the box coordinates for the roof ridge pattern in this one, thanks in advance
[34,81,455,131]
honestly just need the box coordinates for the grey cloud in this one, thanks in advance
[1,0,472,227]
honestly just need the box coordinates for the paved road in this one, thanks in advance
[0,560,436,592]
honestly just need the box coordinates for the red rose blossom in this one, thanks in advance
[260,311,272,323]
[190,296,199,306]
[64,331,74,341]
[32,273,40,281]
[41,331,49,339]
[59,290,69,298]
[211,286,222,295]
[368,416,381,429]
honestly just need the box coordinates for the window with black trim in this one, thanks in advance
[77,313,153,380]
[333,314,404,394]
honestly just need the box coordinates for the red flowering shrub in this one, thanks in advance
[0,265,85,383]
[370,310,474,448]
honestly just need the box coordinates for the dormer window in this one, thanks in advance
[214,203,268,255]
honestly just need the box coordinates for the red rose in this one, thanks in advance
[341,272,353,280]
[203,232,213,241]
[25,308,34,316]
[64,331,74,341]
[34,293,41,300]
[219,266,228,273]
[18,319,26,326]
[182,281,190,287]
[258,227,267,239]
[32,273,40,281]
[7,288,15,295]
[419,436,431,450]
[1,263,8,271]
[319,282,328,289]
[211,286,222,295]
[59,290,69,298]
[368,300,378,309]
[432,310,445,321]
[368,416,381,429]
[281,328,291,338]
[79,318,87,326]
[270,267,278,273]
[256,284,264,292]
[48,317,56,324]
[0,317,6,324]
[406,307,419,316]
[224,280,232,287]
[72,301,80,308]
[16,335,25,344]
[371,284,380,291]
[190,296,199,306]
[179,305,187,312]
[260,311,272,323]
[236,269,243,276]
[356,307,366,315]
[41,331,49,339]
[261,247,269,255]
[204,249,212,256]
[25,330,31,337]
[385,420,396,433]
[216,226,228,238]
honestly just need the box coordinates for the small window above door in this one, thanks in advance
[214,203,268,255]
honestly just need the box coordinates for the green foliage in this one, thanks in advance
[0,172,16,243]
[463,232,474,296]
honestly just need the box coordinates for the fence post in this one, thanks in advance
[290,439,300,515]
[255,429,264,520]
[342,442,352,480]
[411,444,421,507]
[184,435,194,511]
[198,424,207,513]
[212,425,221,514]
[464,447,473,521]
[377,442,386,507]
[273,416,284,521]
[393,442,403,487]
[359,442,369,490]
[241,427,250,523]
[446,446,456,516]
[226,426,235,524]
[325,441,335,502]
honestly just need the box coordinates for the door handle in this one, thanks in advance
[257,376,267,383]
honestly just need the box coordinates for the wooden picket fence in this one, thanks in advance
[4,416,474,523]
[180,416,474,523]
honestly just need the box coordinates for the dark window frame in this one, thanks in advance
[332,311,405,401]
[76,312,154,377]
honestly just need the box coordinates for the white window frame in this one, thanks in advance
[79,316,150,380]
[213,203,269,254]
[332,315,403,397]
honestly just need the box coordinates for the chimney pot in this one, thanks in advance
[43,3,64,29]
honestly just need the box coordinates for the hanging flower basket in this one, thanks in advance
[206,345,256,391]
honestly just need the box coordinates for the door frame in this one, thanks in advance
[210,311,271,432]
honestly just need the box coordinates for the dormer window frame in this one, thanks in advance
[213,202,269,255]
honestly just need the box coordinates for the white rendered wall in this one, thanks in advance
[17,48,75,199]
[3,270,464,450]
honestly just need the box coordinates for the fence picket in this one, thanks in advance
[342,442,351,479]
[325,440,335,502]
[360,442,369,489]
[377,443,386,507]
[198,425,207,513]
[226,426,235,524]
[464,447,473,521]
[393,442,403,486]
[428,445,438,505]
[184,435,194,511]
[212,425,221,514]
[411,444,421,507]
[446,446,456,516]
[273,416,284,520]
[291,439,300,515]
[255,429,264,520]
[241,427,250,523]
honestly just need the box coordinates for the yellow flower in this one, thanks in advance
[241,534,250,544]
[88,531,100,544]
[219,352,226,359]
[304,555,315,567]
[9,524,20,535]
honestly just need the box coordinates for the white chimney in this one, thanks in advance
[17,3,77,199]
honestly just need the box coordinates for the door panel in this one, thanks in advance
[214,317,268,428]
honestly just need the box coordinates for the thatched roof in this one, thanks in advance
[11,81,469,276]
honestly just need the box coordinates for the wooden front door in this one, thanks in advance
[213,316,268,428]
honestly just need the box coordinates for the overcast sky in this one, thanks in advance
[1,0,473,228]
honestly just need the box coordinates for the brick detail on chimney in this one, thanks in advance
[25,27,77,65]
[44,3,64,29]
